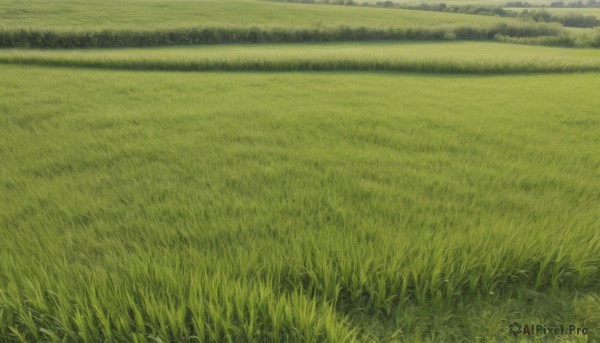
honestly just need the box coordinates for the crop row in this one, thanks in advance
[0,23,563,49]
[2,53,600,73]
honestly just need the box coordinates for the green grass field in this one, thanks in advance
[0,0,522,30]
[2,41,600,73]
[1,65,599,342]
[2,0,597,50]
[1,0,599,342]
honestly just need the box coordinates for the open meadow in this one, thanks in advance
[0,0,521,30]
[1,0,599,342]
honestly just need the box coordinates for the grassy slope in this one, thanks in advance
[1,65,599,341]
[0,0,526,30]
[2,41,600,72]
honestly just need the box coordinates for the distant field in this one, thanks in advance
[1,65,599,341]
[343,0,583,5]
[505,7,600,16]
[3,41,600,73]
[346,0,529,4]
[0,0,524,30]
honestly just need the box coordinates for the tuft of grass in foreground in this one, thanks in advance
[1,66,599,341]
[3,41,600,73]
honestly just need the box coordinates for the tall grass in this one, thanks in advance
[0,23,564,48]
[1,66,599,341]
[3,41,600,73]
[3,53,600,73]
[494,27,600,47]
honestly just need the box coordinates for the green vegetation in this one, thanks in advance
[1,0,599,341]
[506,6,600,15]
[0,22,565,49]
[513,9,599,28]
[0,0,517,30]
[1,65,599,342]
[3,41,600,72]
[398,4,600,28]
[271,0,600,28]
[494,30,599,46]
[0,0,583,49]
[2,0,598,49]
[506,0,600,9]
